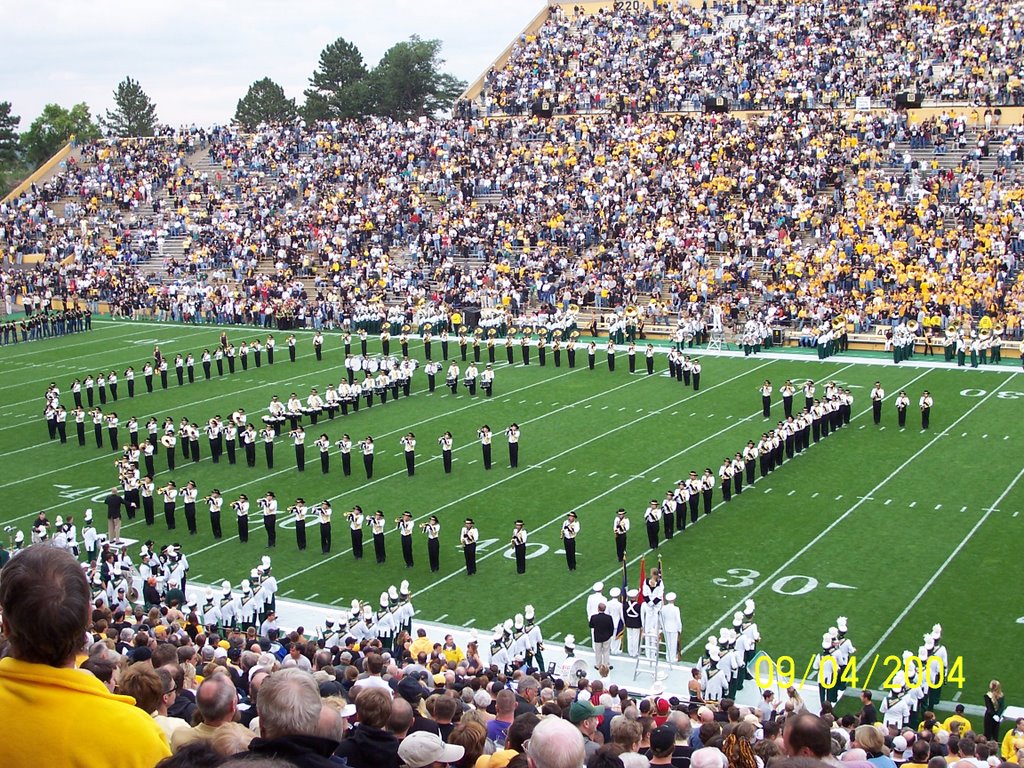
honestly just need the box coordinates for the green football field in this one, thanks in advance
[2,319,1022,704]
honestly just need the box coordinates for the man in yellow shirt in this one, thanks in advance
[941,705,972,737]
[441,634,465,667]
[409,627,435,659]
[0,547,170,767]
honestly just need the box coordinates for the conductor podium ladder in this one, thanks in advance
[632,615,673,681]
[706,329,725,351]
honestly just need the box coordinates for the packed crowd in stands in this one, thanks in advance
[3,545,1024,768]
[3,2,1024,341]
[478,0,1024,115]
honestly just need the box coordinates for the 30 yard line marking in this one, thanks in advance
[865,460,1024,660]
[679,371,1014,658]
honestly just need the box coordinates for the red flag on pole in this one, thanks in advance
[637,557,645,605]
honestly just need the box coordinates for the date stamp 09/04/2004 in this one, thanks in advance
[753,654,966,692]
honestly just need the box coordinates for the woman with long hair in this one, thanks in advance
[984,680,1006,740]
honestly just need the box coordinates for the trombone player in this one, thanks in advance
[511,520,528,575]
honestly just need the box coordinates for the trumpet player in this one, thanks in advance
[182,480,199,535]
[478,425,492,470]
[920,390,933,430]
[140,475,155,526]
[461,518,478,575]
[291,499,308,551]
[438,431,453,474]
[422,515,441,572]
[360,436,374,479]
[397,511,414,568]
[158,481,178,531]
[400,433,416,476]
[505,423,520,468]
[347,506,364,559]
[259,491,278,548]
[370,510,387,564]
[206,489,223,539]
[511,520,528,575]
[233,494,250,542]
[561,511,579,571]
[318,501,332,554]
[336,434,353,476]
[290,426,306,472]
[315,433,331,474]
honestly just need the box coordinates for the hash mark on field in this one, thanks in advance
[588,471,598,477]
[935,504,942,510]
[859,425,865,430]
[909,501,917,508]
[519,400,527,404]
[858,496,874,501]
[961,506,968,512]
[551,402,559,407]
[884,499,892,506]
[707,413,715,418]
[618,407,626,412]
[1014,511,1020,518]
[1005,435,1011,440]
[435,614,448,622]
[549,632,562,640]
[567,469,576,475]
[609,473,619,479]
[983,434,989,439]
[690,412,696,416]
[601,406,609,411]
[584,404,592,409]
[306,593,319,600]
[468,460,477,465]
[636,408,644,413]
[671,411,678,416]
[282,589,295,597]
[835,494,843,500]
[953,691,962,702]
[788,490,796,496]
[812,492,819,498]
[651,477,660,483]
[547,467,558,473]
[726,415,733,420]
[535,401,543,405]
[962,432,968,437]
[330,596,347,605]
[764,487,772,494]
[465,618,476,626]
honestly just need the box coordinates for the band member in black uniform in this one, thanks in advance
[182,481,199,535]
[487,334,496,364]
[288,334,297,362]
[588,341,596,370]
[686,471,701,523]
[478,425,492,469]
[318,501,332,554]
[520,333,530,365]
[553,337,561,367]
[158,481,177,530]
[538,336,547,366]
[567,335,577,368]
[398,511,414,568]
[186,353,195,383]
[75,408,86,446]
[920,390,933,429]
[259,491,277,547]
[313,332,323,361]
[691,358,702,390]
[233,495,250,542]
[253,339,262,367]
[459,333,468,361]
[744,442,756,485]
[511,520,527,574]
[266,335,275,364]
[644,501,660,549]
[423,515,440,572]
[614,508,628,562]
[215,349,224,376]
[440,330,449,360]
[400,433,416,476]
[607,340,615,371]
[361,436,374,479]
[202,350,212,379]
[505,334,515,365]
[561,511,579,571]
[370,510,387,563]
[141,476,155,525]
[646,344,655,375]
[243,425,257,467]
[472,335,481,363]
[423,328,432,359]
[292,500,307,551]
[870,381,884,425]
[461,518,478,575]
[175,355,185,386]
[627,342,636,373]
[895,390,910,428]
[159,359,169,388]
[506,423,520,468]
[316,434,330,474]
[347,506,364,558]
[188,423,201,463]
[781,380,795,418]
[337,434,352,476]
[760,380,773,418]
[291,427,306,472]
[439,431,453,473]
[207,490,223,539]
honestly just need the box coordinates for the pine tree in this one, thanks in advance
[103,77,158,137]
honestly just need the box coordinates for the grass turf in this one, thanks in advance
[1,318,1021,705]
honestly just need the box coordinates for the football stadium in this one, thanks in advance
[1,1,1023,766]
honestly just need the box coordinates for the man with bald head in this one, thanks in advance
[526,715,586,768]
[248,668,342,766]
[171,671,238,752]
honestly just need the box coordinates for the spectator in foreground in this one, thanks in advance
[0,546,170,767]
[246,667,340,766]
[527,715,587,768]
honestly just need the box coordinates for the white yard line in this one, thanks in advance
[862,461,1024,660]
[677,372,1014,657]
